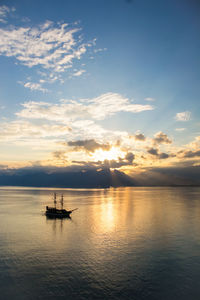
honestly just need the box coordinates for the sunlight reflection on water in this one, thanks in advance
[0,187,200,299]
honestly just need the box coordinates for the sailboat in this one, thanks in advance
[45,193,77,218]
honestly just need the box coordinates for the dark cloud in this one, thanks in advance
[105,151,135,168]
[134,133,146,141]
[153,131,172,144]
[125,152,135,163]
[52,151,67,161]
[148,148,158,156]
[103,159,136,169]
[179,150,200,158]
[147,148,169,159]
[67,139,111,153]
[72,151,135,169]
[158,153,169,159]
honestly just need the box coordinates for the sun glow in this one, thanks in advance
[92,147,125,161]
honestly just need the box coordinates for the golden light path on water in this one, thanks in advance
[0,187,200,299]
[1,187,198,247]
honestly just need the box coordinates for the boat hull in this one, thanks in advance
[45,211,72,218]
[45,207,72,218]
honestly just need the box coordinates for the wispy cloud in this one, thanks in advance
[93,48,107,53]
[16,92,154,122]
[72,69,85,77]
[175,111,191,121]
[0,20,94,73]
[175,128,186,132]
[0,120,72,142]
[37,71,61,84]
[24,82,48,93]
[0,5,15,23]
[144,97,155,101]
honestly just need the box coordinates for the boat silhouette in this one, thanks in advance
[45,193,77,218]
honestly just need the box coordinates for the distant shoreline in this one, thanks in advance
[0,185,199,190]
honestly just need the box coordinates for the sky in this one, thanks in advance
[0,0,200,183]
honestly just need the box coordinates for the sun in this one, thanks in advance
[92,147,124,162]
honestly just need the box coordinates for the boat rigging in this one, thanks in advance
[45,193,77,218]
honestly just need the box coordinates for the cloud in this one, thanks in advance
[0,120,72,142]
[153,131,172,144]
[144,97,155,101]
[24,82,48,93]
[72,69,85,77]
[175,128,186,132]
[67,139,111,153]
[52,151,67,159]
[70,119,119,141]
[148,148,158,156]
[174,136,200,161]
[0,115,127,151]
[93,48,107,53]
[21,17,31,23]
[185,136,200,150]
[102,158,136,169]
[87,93,154,119]
[0,20,94,72]
[37,71,60,83]
[158,152,169,159]
[49,146,135,169]
[52,151,68,165]
[134,133,146,141]
[146,133,200,162]
[125,152,135,163]
[0,5,15,23]
[175,111,191,121]
[178,150,200,158]
[16,93,154,122]
[77,151,135,168]
[147,147,169,159]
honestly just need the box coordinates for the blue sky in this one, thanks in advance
[0,0,199,174]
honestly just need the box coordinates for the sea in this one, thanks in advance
[0,186,200,300]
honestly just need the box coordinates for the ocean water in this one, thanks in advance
[0,187,200,300]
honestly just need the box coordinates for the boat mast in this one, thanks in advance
[60,194,64,210]
[54,193,57,209]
